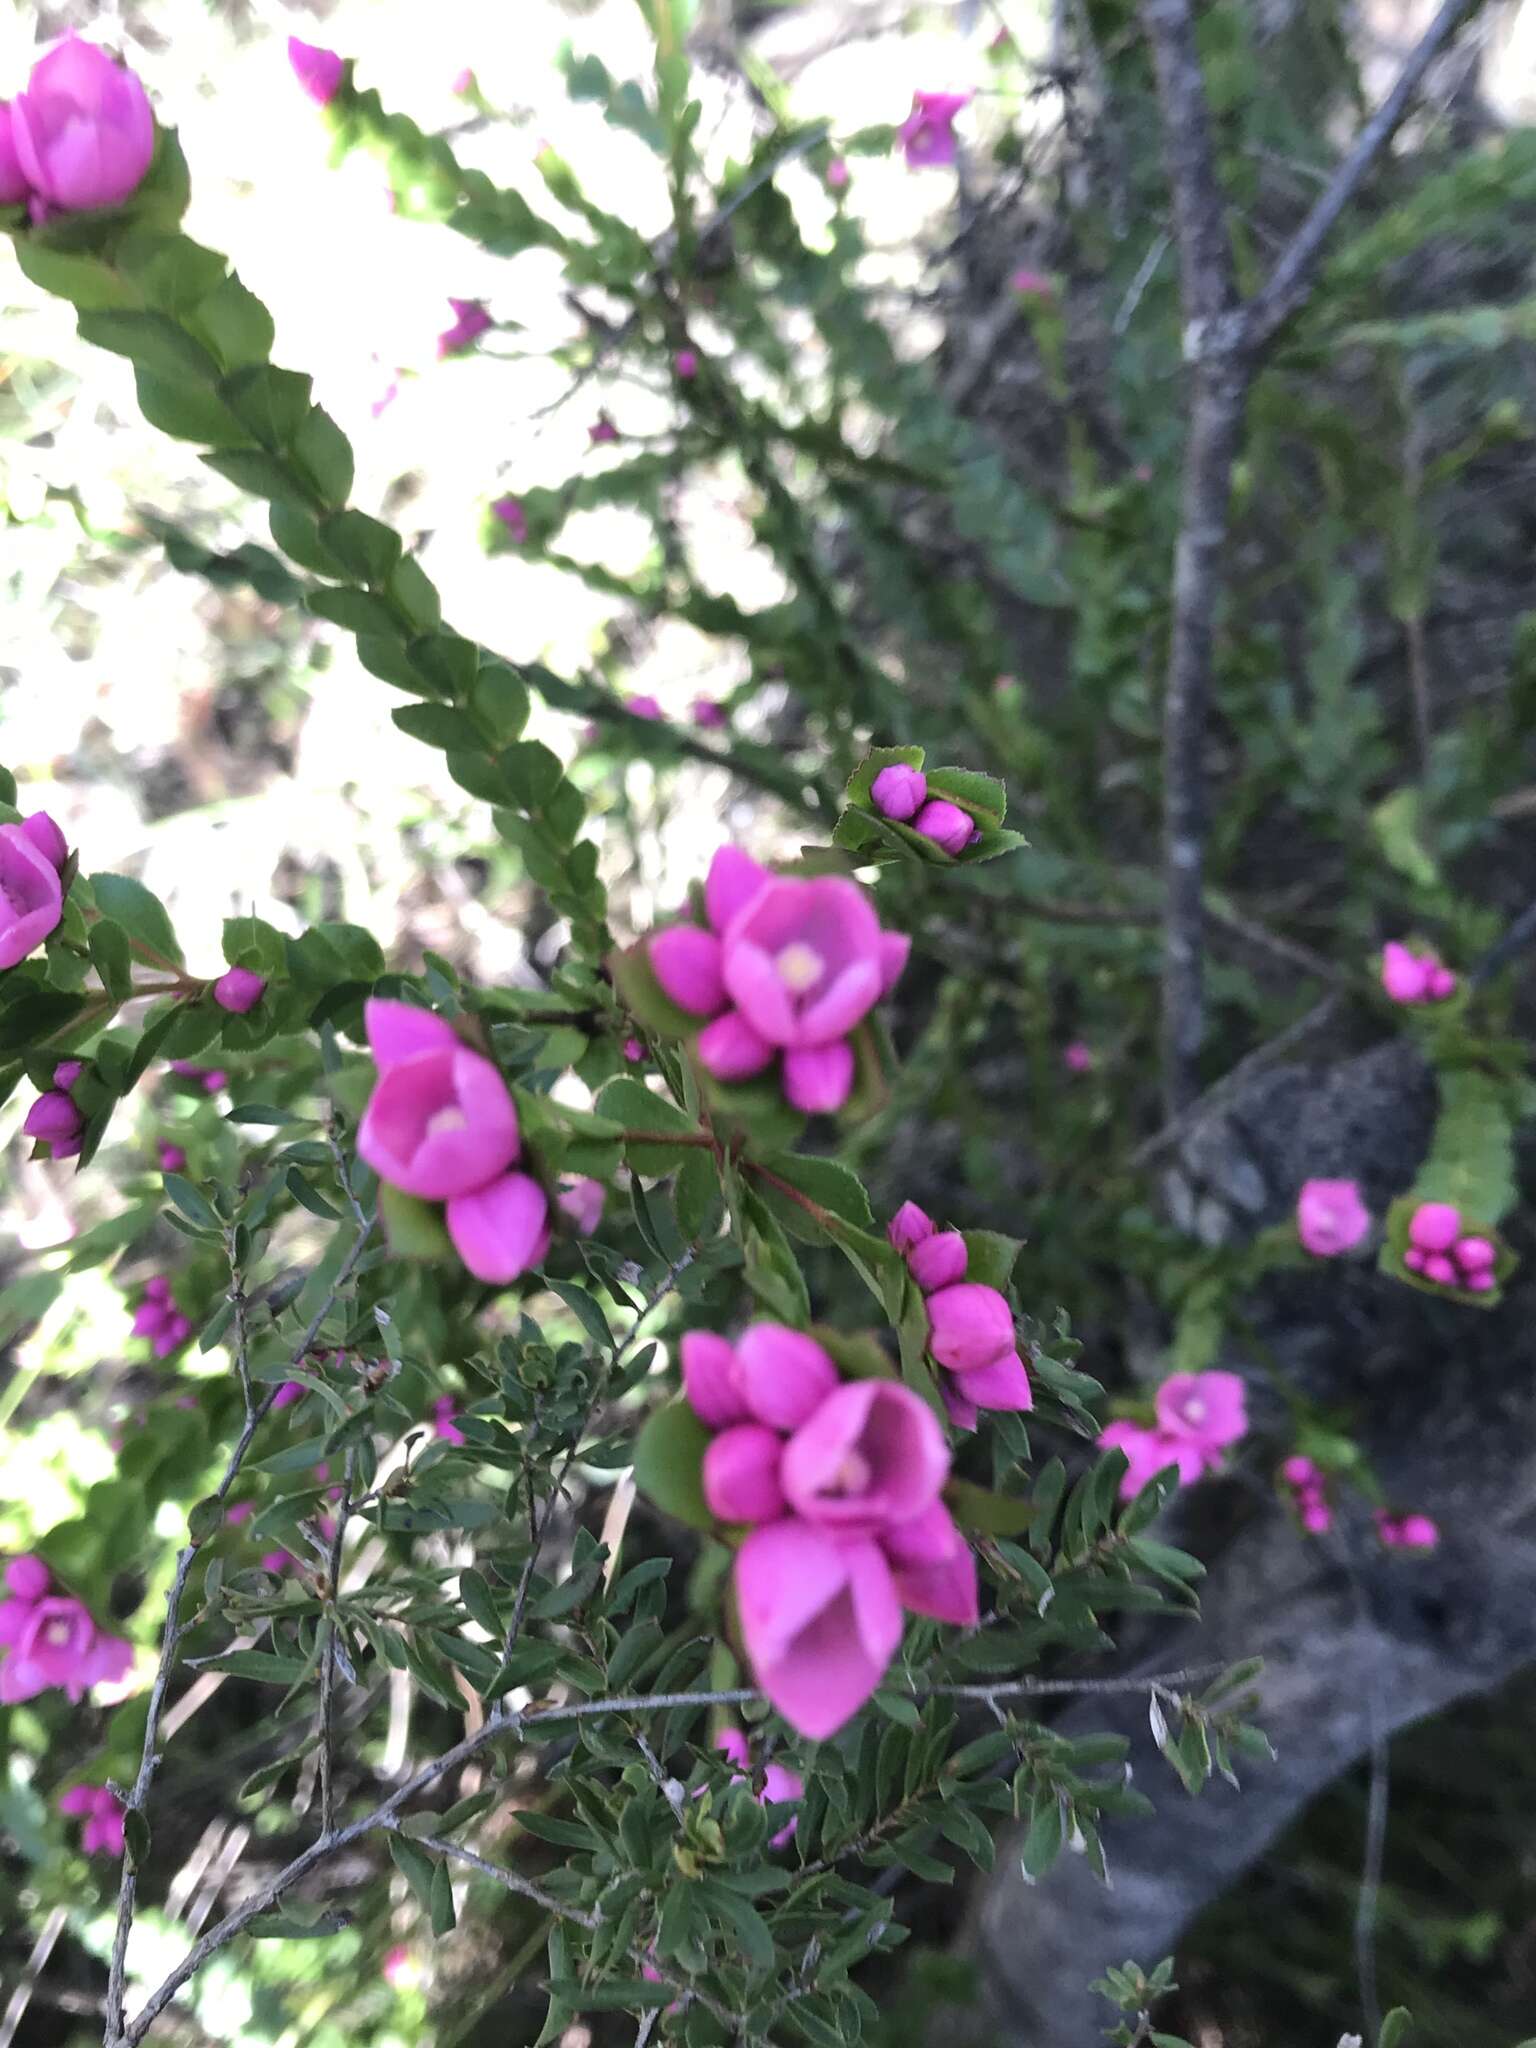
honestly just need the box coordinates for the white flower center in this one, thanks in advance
[425,1106,467,1138]
[829,1450,871,1495]
[1183,1396,1206,1423]
[774,941,823,993]
[44,1619,73,1647]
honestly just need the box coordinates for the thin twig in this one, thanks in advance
[317,1450,356,1834]
[383,1823,599,1927]
[0,1906,68,2048]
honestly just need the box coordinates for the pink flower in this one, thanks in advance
[157,1141,186,1173]
[382,1944,421,1990]
[21,812,68,869]
[881,1500,978,1625]
[1011,268,1052,297]
[907,1230,968,1293]
[691,696,727,729]
[681,1330,748,1428]
[735,1520,903,1739]
[912,798,976,856]
[1155,1371,1247,1457]
[437,298,492,357]
[1375,1510,1439,1552]
[648,848,908,1116]
[1098,1419,1204,1500]
[0,820,64,968]
[702,1422,787,1523]
[623,1037,645,1064]
[675,348,699,380]
[169,1061,225,1092]
[271,1381,305,1411]
[1296,1178,1370,1257]
[826,157,849,189]
[358,1000,519,1201]
[23,1089,83,1159]
[59,1783,125,1856]
[430,1396,465,1447]
[588,414,619,445]
[627,694,664,721]
[557,1177,606,1235]
[870,764,927,822]
[0,102,30,204]
[445,1169,551,1283]
[52,1059,83,1088]
[897,91,972,169]
[213,966,265,1014]
[289,37,345,107]
[1380,940,1456,1004]
[0,1571,131,1704]
[887,1202,935,1254]
[1062,1041,1093,1075]
[11,40,154,215]
[492,495,528,543]
[130,1280,191,1355]
[780,1380,948,1536]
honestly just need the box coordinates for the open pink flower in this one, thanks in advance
[437,298,492,357]
[897,90,972,169]
[11,39,154,215]
[0,1570,131,1704]
[735,1520,903,1739]
[1154,1371,1247,1457]
[59,1783,125,1856]
[1098,1419,1205,1500]
[358,1000,519,1201]
[289,37,344,106]
[0,820,64,968]
[1296,1178,1370,1257]
[780,1380,948,1536]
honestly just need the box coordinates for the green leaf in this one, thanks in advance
[673,1149,723,1241]
[88,919,133,1002]
[163,1173,221,1232]
[945,1477,1034,1535]
[15,240,141,309]
[470,665,529,743]
[77,309,221,382]
[923,766,1007,826]
[549,1279,613,1352]
[500,740,565,807]
[379,1183,455,1261]
[291,406,354,508]
[136,368,249,446]
[392,704,484,752]
[961,1231,1022,1290]
[385,555,441,633]
[595,1075,707,1173]
[1378,2009,1413,2048]
[89,873,183,965]
[190,272,275,368]
[308,585,401,638]
[756,1152,873,1232]
[428,1855,457,1935]
[633,1399,714,1530]
[388,1833,439,1912]
[318,509,402,584]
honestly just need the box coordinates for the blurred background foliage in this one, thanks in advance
[3,0,1536,2041]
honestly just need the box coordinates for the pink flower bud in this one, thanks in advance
[675,348,699,380]
[691,696,727,729]
[1466,1269,1496,1293]
[715,1726,752,1772]
[1296,1178,1370,1258]
[734,1323,839,1432]
[888,1202,935,1253]
[1455,1235,1495,1272]
[650,925,726,1016]
[431,1396,466,1446]
[0,103,30,205]
[492,495,528,543]
[696,1009,774,1080]
[623,1037,646,1064]
[781,1380,948,1535]
[826,157,849,189]
[870,764,927,822]
[782,1040,855,1113]
[445,1171,550,1284]
[702,1422,787,1523]
[589,414,619,446]
[437,298,493,358]
[1427,966,1456,999]
[157,1142,186,1173]
[907,1230,968,1292]
[912,798,976,856]
[1408,1202,1460,1253]
[288,37,345,106]
[1376,1510,1439,1551]
[627,694,664,721]
[1380,940,1430,1003]
[1301,1499,1333,1533]
[52,1060,84,1088]
[145,1277,170,1300]
[0,821,64,968]
[5,1555,50,1601]
[1421,1253,1457,1288]
[20,811,68,870]
[1062,1040,1093,1074]
[924,1283,1015,1374]
[1403,1246,1426,1271]
[23,1090,83,1146]
[681,1330,747,1429]
[11,41,154,213]
[213,966,266,1014]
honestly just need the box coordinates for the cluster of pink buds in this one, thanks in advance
[169,1061,227,1093]
[888,1203,1032,1428]
[131,1277,193,1357]
[1380,941,1456,1005]
[1280,1455,1332,1534]
[1295,1177,1371,1258]
[1,40,153,221]
[713,1727,803,1846]
[647,847,908,1115]
[869,765,980,856]
[1375,1509,1439,1551]
[0,1557,131,1704]
[682,1323,976,1737]
[0,811,69,968]
[1402,1202,1496,1293]
[437,298,492,358]
[58,1783,126,1856]
[23,1060,86,1160]
[359,1000,550,1284]
[1097,1371,1248,1500]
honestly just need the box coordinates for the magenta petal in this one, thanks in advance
[446,1172,550,1283]
[696,1010,774,1081]
[878,930,911,996]
[716,1726,752,1771]
[924,1283,1015,1373]
[891,1543,978,1626]
[887,1202,935,1253]
[1155,1370,1246,1449]
[364,998,459,1070]
[705,847,771,932]
[735,1525,899,1740]
[19,812,67,869]
[907,1231,968,1293]
[735,1323,838,1431]
[721,940,798,1044]
[0,823,64,968]
[881,1500,961,1567]
[650,924,726,1016]
[941,1381,978,1432]
[797,960,881,1045]
[57,1783,96,1817]
[5,1556,49,1602]
[952,1350,1033,1412]
[81,1631,133,1690]
[780,1380,949,1534]
[782,1041,855,1114]
[681,1331,748,1428]
[702,1423,787,1524]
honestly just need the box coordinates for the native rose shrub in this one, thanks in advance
[681,1324,978,1738]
